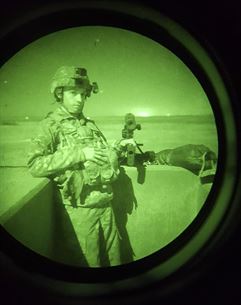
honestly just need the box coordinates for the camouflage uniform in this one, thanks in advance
[27,105,121,267]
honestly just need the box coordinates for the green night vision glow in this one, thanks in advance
[0,20,231,296]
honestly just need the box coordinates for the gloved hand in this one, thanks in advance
[82,147,108,165]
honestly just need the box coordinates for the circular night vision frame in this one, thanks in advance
[0,1,239,300]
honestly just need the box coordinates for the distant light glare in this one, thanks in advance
[136,111,150,117]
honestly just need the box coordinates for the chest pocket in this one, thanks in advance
[82,147,119,185]
[81,121,119,185]
[56,119,119,186]
[57,119,94,149]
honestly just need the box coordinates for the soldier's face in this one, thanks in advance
[62,87,86,114]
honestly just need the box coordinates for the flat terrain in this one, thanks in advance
[0,115,218,210]
[0,115,218,165]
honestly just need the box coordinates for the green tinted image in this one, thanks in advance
[0,26,218,267]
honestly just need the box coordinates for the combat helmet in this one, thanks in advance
[50,66,99,98]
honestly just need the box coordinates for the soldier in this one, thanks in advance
[27,66,128,267]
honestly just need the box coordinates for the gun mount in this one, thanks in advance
[121,113,155,166]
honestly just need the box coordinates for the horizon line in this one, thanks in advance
[0,113,214,119]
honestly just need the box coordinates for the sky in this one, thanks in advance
[0,26,214,119]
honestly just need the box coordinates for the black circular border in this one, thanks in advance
[0,0,240,301]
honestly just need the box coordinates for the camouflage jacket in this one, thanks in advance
[27,106,120,208]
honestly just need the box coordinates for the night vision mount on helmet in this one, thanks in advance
[51,66,99,97]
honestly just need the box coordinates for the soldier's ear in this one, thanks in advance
[54,87,63,102]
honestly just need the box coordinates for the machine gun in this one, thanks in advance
[121,113,155,166]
